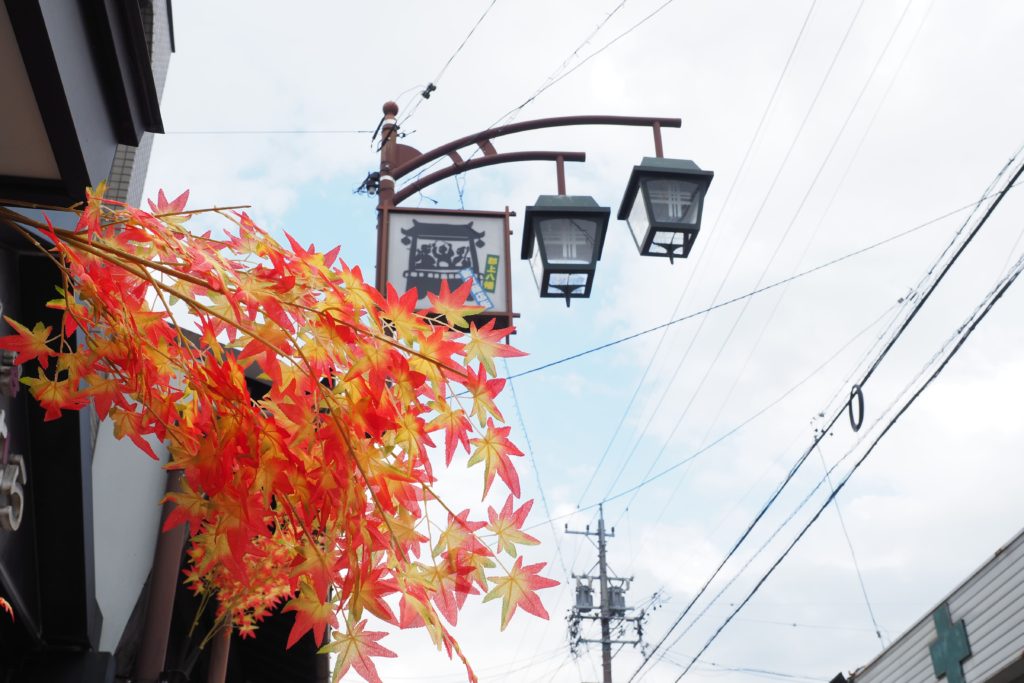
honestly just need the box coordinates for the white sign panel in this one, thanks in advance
[384,209,511,316]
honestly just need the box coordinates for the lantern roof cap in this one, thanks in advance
[522,195,611,260]
[618,157,714,220]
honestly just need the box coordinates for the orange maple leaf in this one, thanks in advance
[464,365,505,428]
[461,319,525,377]
[283,581,339,649]
[427,279,484,330]
[0,317,56,369]
[486,495,540,557]
[321,617,397,683]
[483,557,559,631]
[20,369,86,421]
[467,418,524,499]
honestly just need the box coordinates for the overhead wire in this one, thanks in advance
[165,129,374,135]
[627,146,1024,681]
[670,247,1024,680]
[515,295,902,537]
[626,0,918,533]
[500,357,574,676]
[594,0,868,510]
[398,0,500,128]
[602,0,872,509]
[492,0,682,127]
[493,0,633,128]
[505,185,1016,383]
[573,0,821,507]
[815,443,886,647]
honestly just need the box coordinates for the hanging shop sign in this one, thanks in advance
[381,207,515,329]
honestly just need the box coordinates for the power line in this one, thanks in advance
[574,0,821,508]
[493,0,681,126]
[398,0,500,127]
[596,0,870,505]
[506,187,1015,384]
[627,147,1024,681]
[671,249,1024,680]
[164,129,374,135]
[624,0,918,534]
[518,297,899,538]
[815,443,886,647]
[602,0,876,507]
[495,0,633,129]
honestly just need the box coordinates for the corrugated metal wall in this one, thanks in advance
[853,530,1024,683]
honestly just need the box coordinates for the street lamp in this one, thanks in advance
[618,157,713,262]
[521,194,610,306]
[369,102,710,320]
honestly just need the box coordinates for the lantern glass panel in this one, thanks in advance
[547,272,589,297]
[529,246,545,290]
[648,231,689,257]
[626,189,649,250]
[643,178,700,225]
[537,217,599,265]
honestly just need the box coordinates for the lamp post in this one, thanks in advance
[370,101,711,318]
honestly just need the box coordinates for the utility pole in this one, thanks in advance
[567,504,646,683]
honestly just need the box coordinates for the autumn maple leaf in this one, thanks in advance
[461,319,525,376]
[321,617,397,683]
[467,418,524,499]
[283,581,339,649]
[484,557,559,630]
[427,401,472,465]
[20,369,86,421]
[0,317,56,369]
[426,279,484,330]
[464,364,505,428]
[147,189,191,227]
[487,495,540,557]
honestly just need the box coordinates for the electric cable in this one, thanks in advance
[602,0,872,507]
[815,443,886,647]
[518,296,899,540]
[627,147,1024,681]
[670,250,1024,680]
[494,0,633,129]
[398,0,500,128]
[500,358,574,677]
[506,185,1014,383]
[624,0,918,529]
[165,129,374,135]
[492,0,682,127]
[573,0,821,508]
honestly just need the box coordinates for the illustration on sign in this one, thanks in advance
[401,220,485,299]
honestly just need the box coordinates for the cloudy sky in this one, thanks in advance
[144,1,1024,681]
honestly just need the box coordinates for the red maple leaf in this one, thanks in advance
[0,317,56,369]
[468,418,525,499]
[461,319,525,376]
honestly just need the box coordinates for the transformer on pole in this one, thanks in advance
[566,504,647,682]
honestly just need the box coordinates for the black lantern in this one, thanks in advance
[618,157,713,262]
[521,195,610,306]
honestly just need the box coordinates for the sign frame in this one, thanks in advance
[377,206,518,332]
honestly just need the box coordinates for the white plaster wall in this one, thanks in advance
[91,419,170,653]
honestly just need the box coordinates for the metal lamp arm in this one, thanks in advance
[392,150,585,206]
[390,114,682,181]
